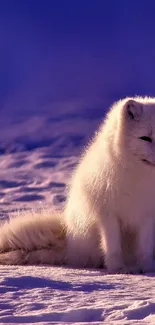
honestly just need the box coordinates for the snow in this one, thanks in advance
[1,266,155,324]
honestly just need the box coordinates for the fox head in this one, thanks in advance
[114,97,155,167]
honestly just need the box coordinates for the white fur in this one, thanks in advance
[0,209,66,265]
[65,96,155,273]
[1,97,155,273]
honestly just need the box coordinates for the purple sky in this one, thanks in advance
[0,1,155,116]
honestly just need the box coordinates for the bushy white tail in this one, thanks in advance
[0,209,66,265]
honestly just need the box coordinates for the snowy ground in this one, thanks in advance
[1,266,155,324]
[0,104,155,324]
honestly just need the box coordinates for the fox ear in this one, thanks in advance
[125,99,143,122]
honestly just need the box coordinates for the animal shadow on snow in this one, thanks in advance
[0,275,115,293]
[0,275,113,323]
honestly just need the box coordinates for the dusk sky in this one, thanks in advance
[0,1,155,116]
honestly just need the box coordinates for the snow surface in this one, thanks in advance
[0,104,155,325]
[1,265,155,324]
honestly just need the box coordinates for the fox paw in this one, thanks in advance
[138,260,155,274]
[105,253,125,274]
[105,253,142,274]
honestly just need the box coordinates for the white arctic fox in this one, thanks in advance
[1,96,155,274]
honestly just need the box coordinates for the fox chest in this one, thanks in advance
[115,178,155,225]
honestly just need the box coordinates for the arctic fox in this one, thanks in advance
[1,97,155,273]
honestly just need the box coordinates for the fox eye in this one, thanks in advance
[139,136,152,143]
